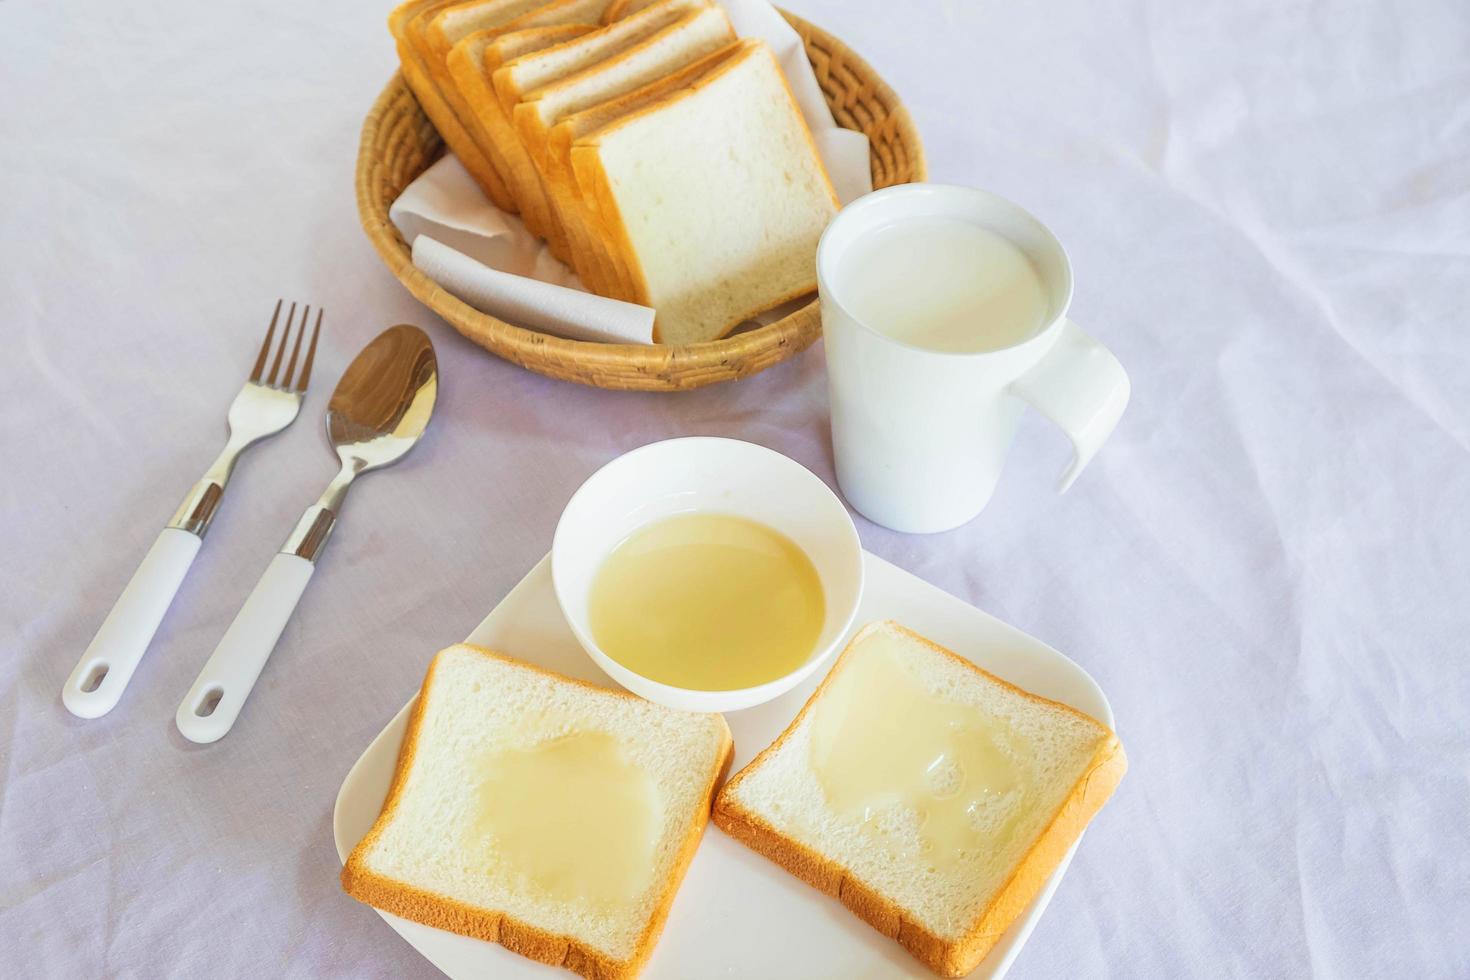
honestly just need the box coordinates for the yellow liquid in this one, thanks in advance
[588,513,826,691]
[467,729,661,909]
[810,632,1033,866]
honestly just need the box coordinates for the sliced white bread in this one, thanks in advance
[442,0,613,238]
[431,1,619,235]
[510,5,733,167]
[416,0,555,212]
[448,23,597,248]
[342,644,734,980]
[491,0,706,118]
[511,7,736,299]
[713,622,1127,977]
[488,0,710,292]
[601,0,662,24]
[426,0,552,59]
[542,40,749,303]
[503,0,614,28]
[422,0,549,67]
[570,41,838,343]
[447,0,613,240]
[391,0,516,208]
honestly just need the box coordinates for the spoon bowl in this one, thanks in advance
[327,324,438,472]
[284,325,439,562]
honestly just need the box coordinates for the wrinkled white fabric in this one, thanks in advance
[1,1,1466,978]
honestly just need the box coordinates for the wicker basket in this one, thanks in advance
[355,11,926,391]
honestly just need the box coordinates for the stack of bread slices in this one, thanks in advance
[390,0,841,345]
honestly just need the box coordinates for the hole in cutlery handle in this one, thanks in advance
[63,528,202,719]
[176,553,315,744]
[81,663,109,693]
[194,686,224,718]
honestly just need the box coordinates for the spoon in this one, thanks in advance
[176,324,438,744]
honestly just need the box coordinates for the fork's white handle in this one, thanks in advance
[175,553,314,743]
[63,528,202,719]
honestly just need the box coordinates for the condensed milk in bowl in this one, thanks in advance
[552,437,864,713]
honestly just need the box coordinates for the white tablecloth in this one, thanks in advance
[2,0,1466,977]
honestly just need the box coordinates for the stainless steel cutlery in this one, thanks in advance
[63,302,322,719]
[176,324,438,743]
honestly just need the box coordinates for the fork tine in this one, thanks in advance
[297,308,322,393]
[251,300,283,383]
[282,306,307,389]
[266,302,296,386]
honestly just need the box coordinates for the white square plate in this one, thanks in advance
[333,551,1114,979]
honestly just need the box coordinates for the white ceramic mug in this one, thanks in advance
[818,184,1130,533]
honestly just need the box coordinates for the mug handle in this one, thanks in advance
[1008,319,1130,492]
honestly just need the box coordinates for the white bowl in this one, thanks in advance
[552,437,865,712]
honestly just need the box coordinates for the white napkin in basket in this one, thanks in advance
[412,235,655,344]
[390,0,873,345]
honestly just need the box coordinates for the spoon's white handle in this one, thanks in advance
[64,528,202,719]
[176,553,314,743]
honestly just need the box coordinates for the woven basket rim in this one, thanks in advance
[355,10,926,390]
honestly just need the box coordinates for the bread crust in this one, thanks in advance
[527,10,735,300]
[447,32,537,225]
[503,2,725,297]
[569,41,838,343]
[341,644,735,980]
[602,0,634,23]
[394,0,518,209]
[448,25,595,257]
[493,0,703,122]
[427,14,528,213]
[426,0,614,226]
[544,41,749,303]
[711,621,1127,977]
[458,0,616,250]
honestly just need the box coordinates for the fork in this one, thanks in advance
[62,301,322,719]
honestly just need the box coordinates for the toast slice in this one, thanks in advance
[486,0,709,292]
[712,622,1127,977]
[510,6,735,299]
[391,0,517,208]
[421,0,548,65]
[570,41,838,343]
[342,644,734,980]
[485,0,708,289]
[601,0,662,24]
[448,23,597,248]
[510,0,616,24]
[469,0,615,238]
[510,5,733,171]
[542,40,750,302]
[491,0,706,119]
[416,0,555,211]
